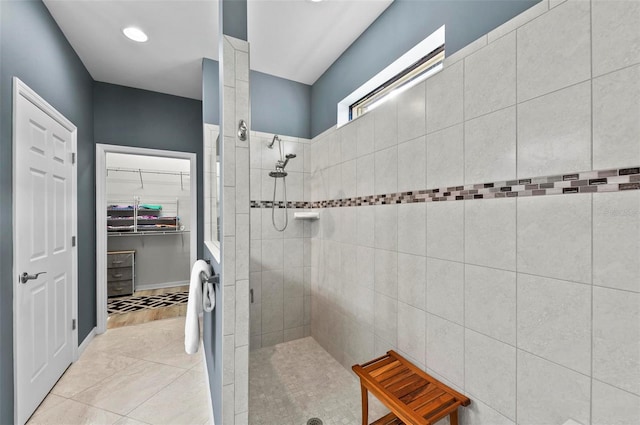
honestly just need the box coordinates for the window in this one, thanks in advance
[349,45,444,120]
[337,26,445,127]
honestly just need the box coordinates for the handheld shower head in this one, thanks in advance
[268,135,280,149]
[285,154,296,159]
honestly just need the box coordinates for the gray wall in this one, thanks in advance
[203,58,220,126]
[251,70,311,139]
[94,82,204,258]
[0,1,95,422]
[310,0,541,137]
[202,58,312,139]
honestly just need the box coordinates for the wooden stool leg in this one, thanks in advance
[449,409,459,425]
[361,384,368,425]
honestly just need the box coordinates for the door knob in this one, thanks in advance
[20,271,46,284]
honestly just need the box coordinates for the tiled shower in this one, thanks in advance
[247,0,639,424]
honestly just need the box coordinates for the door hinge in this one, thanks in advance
[72,236,76,247]
[71,152,76,164]
[72,319,76,330]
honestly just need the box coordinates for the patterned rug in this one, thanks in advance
[108,290,189,315]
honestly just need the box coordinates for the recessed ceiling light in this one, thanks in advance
[123,27,148,43]
[310,0,323,2]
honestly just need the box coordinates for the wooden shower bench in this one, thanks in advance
[353,351,470,425]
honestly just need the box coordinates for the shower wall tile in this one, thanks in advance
[260,239,283,270]
[593,191,640,293]
[397,303,426,363]
[373,98,398,150]
[397,253,426,311]
[261,331,283,347]
[517,81,591,178]
[341,159,357,199]
[517,350,591,425]
[249,272,261,304]
[460,398,515,425]
[464,265,516,345]
[592,380,640,425]
[373,292,398,346]
[426,258,464,325]
[306,3,640,424]
[356,246,375,290]
[236,280,250,347]
[260,270,283,304]
[339,121,358,162]
[517,274,591,374]
[374,249,398,299]
[283,239,303,268]
[374,204,398,251]
[593,65,640,170]
[465,329,516,420]
[464,107,516,185]
[356,153,375,197]
[426,124,464,189]
[356,113,375,157]
[374,146,398,195]
[591,0,640,77]
[426,60,463,133]
[516,0,591,102]
[425,314,464,390]
[356,206,375,247]
[593,287,640,395]
[326,130,341,168]
[464,198,516,271]
[284,267,303,299]
[517,194,592,284]
[464,32,516,119]
[340,207,357,244]
[397,202,426,256]
[397,82,426,143]
[283,297,303,329]
[260,208,283,240]
[426,201,464,262]
[487,0,549,43]
[261,298,284,334]
[397,136,426,193]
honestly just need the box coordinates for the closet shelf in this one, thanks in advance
[108,230,190,237]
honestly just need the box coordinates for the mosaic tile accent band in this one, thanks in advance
[250,167,640,208]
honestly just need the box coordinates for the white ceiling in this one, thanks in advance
[43,0,392,100]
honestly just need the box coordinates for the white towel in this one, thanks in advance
[203,281,215,313]
[185,259,211,354]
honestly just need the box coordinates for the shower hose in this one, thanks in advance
[271,175,288,232]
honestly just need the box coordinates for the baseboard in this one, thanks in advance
[135,280,189,291]
[78,327,96,357]
[201,344,216,425]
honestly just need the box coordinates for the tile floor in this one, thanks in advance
[249,337,388,425]
[28,317,211,425]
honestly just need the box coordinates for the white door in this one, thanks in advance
[14,80,76,425]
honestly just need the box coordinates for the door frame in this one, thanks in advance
[95,144,197,334]
[12,77,79,422]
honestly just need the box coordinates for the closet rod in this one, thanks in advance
[106,167,188,177]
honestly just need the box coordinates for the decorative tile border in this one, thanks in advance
[250,167,640,208]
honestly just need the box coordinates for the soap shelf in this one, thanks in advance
[293,212,319,220]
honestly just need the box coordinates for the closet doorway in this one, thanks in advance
[96,144,197,333]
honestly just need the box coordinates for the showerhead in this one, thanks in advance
[268,135,280,149]
[269,170,288,178]
[286,153,297,159]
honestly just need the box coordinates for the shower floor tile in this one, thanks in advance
[249,337,388,425]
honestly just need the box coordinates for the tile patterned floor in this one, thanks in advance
[107,286,189,329]
[249,337,388,425]
[28,317,211,425]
